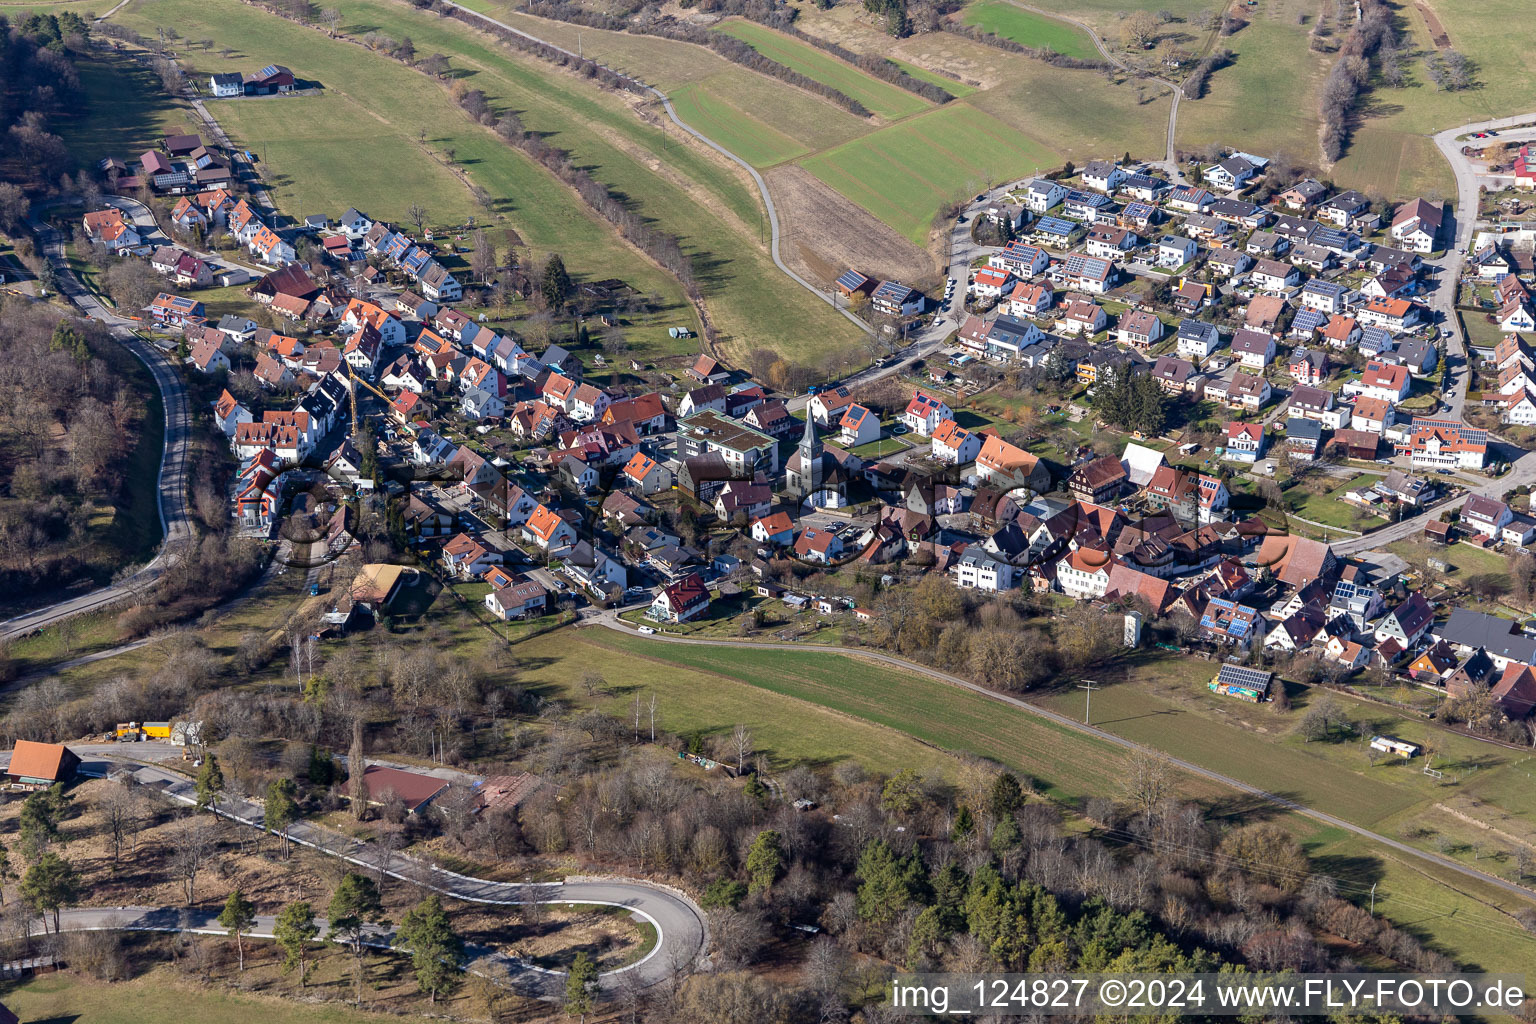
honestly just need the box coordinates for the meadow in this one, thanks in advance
[116,0,867,366]
[667,82,811,167]
[714,17,932,121]
[959,0,1099,60]
[534,630,1536,973]
[802,102,1062,243]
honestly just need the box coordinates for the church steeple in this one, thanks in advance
[799,409,822,461]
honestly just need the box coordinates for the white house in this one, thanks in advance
[1023,178,1066,213]
[902,391,952,437]
[931,419,982,464]
[839,404,881,447]
[953,546,1017,592]
[1081,161,1127,193]
[1156,235,1197,268]
[1176,320,1222,361]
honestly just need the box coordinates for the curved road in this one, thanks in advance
[588,617,1536,907]
[0,216,194,643]
[11,745,706,996]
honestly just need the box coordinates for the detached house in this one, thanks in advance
[1068,455,1128,504]
[1117,310,1164,350]
[1223,421,1265,462]
[1081,160,1126,192]
[1348,361,1411,404]
[931,419,982,464]
[1250,260,1300,292]
[902,391,952,437]
[1156,235,1198,268]
[82,208,141,251]
[1390,198,1443,253]
[1288,348,1328,386]
[1176,320,1223,361]
[649,573,710,623]
[1230,328,1276,369]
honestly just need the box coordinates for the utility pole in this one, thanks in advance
[1078,680,1100,725]
[1369,882,1377,915]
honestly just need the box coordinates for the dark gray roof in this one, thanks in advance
[1438,608,1536,663]
[1284,417,1323,441]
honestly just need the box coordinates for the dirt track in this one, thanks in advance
[1415,2,1451,48]
[765,164,937,290]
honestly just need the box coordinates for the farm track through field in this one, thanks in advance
[433,0,874,341]
[995,0,1188,180]
[586,615,1536,908]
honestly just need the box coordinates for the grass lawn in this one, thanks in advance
[850,434,914,457]
[959,0,1099,60]
[1280,471,1387,531]
[802,102,1062,243]
[2,972,430,1024]
[216,94,491,228]
[53,51,203,174]
[714,18,932,121]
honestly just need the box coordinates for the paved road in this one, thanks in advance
[10,745,706,995]
[586,616,1536,907]
[0,216,194,643]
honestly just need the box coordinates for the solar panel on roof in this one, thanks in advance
[1216,664,1273,688]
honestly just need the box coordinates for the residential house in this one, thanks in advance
[1299,279,1348,315]
[839,404,881,447]
[808,386,856,427]
[622,452,674,495]
[442,533,502,578]
[1284,417,1323,461]
[1348,361,1411,404]
[1244,294,1288,335]
[1319,314,1362,350]
[1357,297,1421,332]
[953,545,1018,592]
[1390,198,1443,253]
[1349,396,1395,434]
[715,478,772,523]
[751,512,796,546]
[81,208,141,251]
[1085,225,1138,259]
[1226,372,1271,410]
[984,315,1045,360]
[1230,328,1276,369]
[793,527,844,565]
[1069,455,1128,504]
[1204,155,1258,190]
[1061,300,1108,336]
[1023,178,1066,213]
[975,435,1051,492]
[1167,185,1214,213]
[1289,348,1328,386]
[485,579,551,621]
[649,573,710,623]
[1007,281,1053,317]
[1057,548,1115,600]
[969,266,1013,299]
[1061,254,1115,294]
[931,419,982,463]
[1081,160,1126,192]
[871,281,923,317]
[148,292,205,326]
[1223,421,1266,462]
[1176,320,1223,361]
[902,391,952,437]
[1288,384,1350,429]
[522,504,578,553]
[1208,248,1252,279]
[991,242,1050,278]
[1117,310,1164,350]
[1156,235,1198,268]
[1151,355,1196,394]
[1250,259,1300,292]
[1407,417,1488,471]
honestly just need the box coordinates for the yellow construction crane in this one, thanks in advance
[344,361,394,436]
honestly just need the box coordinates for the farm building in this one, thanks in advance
[358,764,450,814]
[4,741,80,790]
[1208,664,1272,702]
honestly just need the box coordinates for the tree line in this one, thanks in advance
[515,0,875,117]
[1318,0,1393,162]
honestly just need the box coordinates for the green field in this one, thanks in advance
[890,58,977,97]
[53,51,202,169]
[114,0,866,367]
[216,95,487,227]
[714,18,931,120]
[4,972,431,1024]
[802,102,1061,243]
[668,82,810,167]
[959,0,1099,60]
[536,631,1536,973]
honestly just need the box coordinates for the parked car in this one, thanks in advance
[638,625,656,634]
